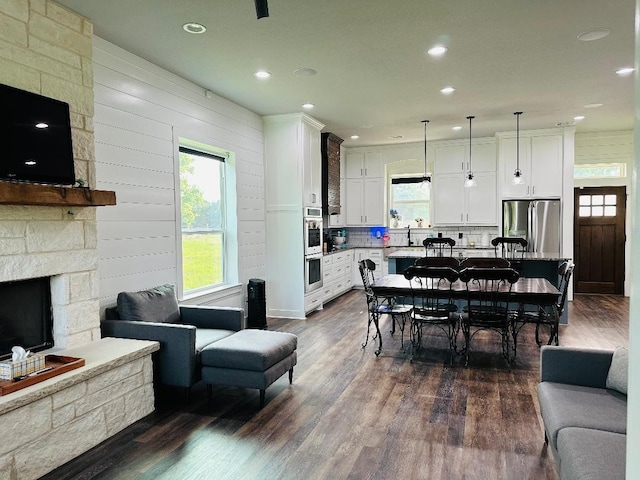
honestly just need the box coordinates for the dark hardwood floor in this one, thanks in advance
[44,292,628,480]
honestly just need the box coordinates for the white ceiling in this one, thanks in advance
[57,0,635,147]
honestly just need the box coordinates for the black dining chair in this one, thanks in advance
[403,265,460,363]
[459,257,510,269]
[423,237,456,257]
[511,261,575,354]
[492,237,527,273]
[414,256,460,269]
[458,266,520,367]
[359,259,412,356]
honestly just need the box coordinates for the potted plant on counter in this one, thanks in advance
[389,209,401,228]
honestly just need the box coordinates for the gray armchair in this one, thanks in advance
[102,285,244,390]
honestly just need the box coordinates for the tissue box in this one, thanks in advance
[0,354,46,380]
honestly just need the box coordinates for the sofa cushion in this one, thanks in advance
[557,427,626,480]
[201,330,297,371]
[537,382,627,449]
[606,346,628,395]
[117,284,181,324]
[195,329,236,353]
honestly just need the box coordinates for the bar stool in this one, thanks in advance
[423,237,456,257]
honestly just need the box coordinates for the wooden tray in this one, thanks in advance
[0,355,85,396]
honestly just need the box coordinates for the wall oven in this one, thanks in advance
[305,253,323,293]
[304,207,323,256]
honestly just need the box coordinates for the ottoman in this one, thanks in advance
[200,329,298,407]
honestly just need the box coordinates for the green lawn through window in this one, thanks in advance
[182,233,223,291]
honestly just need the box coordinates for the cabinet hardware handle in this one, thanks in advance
[365,168,368,176]
[361,168,364,176]
[532,186,535,195]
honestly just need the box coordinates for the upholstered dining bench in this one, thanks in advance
[200,329,297,407]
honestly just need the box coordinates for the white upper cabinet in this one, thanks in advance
[432,138,497,225]
[346,152,383,178]
[346,177,384,226]
[302,120,322,207]
[499,133,563,199]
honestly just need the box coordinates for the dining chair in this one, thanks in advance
[359,259,412,356]
[403,265,460,363]
[491,237,527,273]
[458,266,520,367]
[511,261,575,353]
[423,237,456,257]
[414,256,460,269]
[459,257,510,269]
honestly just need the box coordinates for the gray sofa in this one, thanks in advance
[537,345,628,480]
[103,284,245,390]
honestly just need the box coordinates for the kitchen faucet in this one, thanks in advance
[407,225,413,247]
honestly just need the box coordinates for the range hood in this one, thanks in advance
[321,132,343,215]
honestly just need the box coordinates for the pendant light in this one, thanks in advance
[421,119,431,191]
[512,111,524,184]
[464,115,477,187]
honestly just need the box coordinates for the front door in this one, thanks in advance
[574,186,626,294]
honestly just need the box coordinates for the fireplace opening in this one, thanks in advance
[0,276,53,359]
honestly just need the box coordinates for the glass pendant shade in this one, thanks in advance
[464,115,476,188]
[512,111,523,184]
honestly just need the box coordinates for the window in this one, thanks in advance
[179,146,226,293]
[578,193,617,217]
[389,176,430,227]
[574,163,626,179]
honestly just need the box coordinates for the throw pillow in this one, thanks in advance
[117,284,181,324]
[606,346,628,395]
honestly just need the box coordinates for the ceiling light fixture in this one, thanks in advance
[616,67,635,76]
[577,28,610,41]
[452,126,462,131]
[302,103,315,109]
[512,112,524,185]
[584,103,603,109]
[254,0,269,19]
[35,122,48,129]
[182,22,207,34]
[464,115,476,188]
[421,120,432,191]
[427,45,448,57]
[254,70,271,79]
[440,86,455,95]
[574,115,586,121]
[294,68,317,77]
[350,135,360,140]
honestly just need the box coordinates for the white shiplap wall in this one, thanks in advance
[92,37,265,311]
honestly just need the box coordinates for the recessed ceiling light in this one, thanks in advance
[616,67,635,76]
[440,86,455,95]
[452,126,462,131]
[183,22,207,34]
[302,103,315,109]
[254,70,271,79]
[577,28,610,41]
[350,135,360,140]
[427,45,448,57]
[35,122,48,129]
[574,115,586,121]
[389,135,404,140]
[294,68,317,77]
[584,103,603,108]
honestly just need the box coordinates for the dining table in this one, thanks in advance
[369,274,562,357]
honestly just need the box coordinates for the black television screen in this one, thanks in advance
[0,83,75,186]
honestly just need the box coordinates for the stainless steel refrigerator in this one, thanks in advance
[502,199,561,253]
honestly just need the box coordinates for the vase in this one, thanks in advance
[392,218,399,228]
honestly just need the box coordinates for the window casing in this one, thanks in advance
[178,146,226,294]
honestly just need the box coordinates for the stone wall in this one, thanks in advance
[0,0,99,348]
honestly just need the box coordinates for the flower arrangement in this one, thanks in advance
[389,209,399,219]
[414,217,424,223]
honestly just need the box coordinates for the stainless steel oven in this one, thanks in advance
[304,207,323,256]
[304,253,323,293]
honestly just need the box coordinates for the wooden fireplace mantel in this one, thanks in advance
[0,182,116,207]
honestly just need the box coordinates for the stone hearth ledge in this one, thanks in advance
[0,337,159,416]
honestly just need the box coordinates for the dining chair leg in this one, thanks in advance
[362,312,373,348]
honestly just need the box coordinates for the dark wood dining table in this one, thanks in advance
[369,274,561,356]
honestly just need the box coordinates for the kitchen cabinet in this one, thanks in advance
[499,133,563,199]
[432,139,497,225]
[346,177,384,226]
[322,250,354,302]
[346,152,383,178]
[264,113,325,319]
[353,249,386,287]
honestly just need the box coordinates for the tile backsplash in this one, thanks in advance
[327,226,500,249]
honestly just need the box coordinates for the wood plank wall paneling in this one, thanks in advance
[93,38,266,310]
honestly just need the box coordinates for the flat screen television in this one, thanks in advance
[0,83,75,186]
